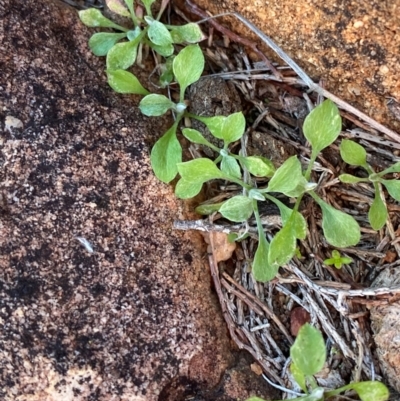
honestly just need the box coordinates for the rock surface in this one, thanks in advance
[0,0,277,400]
[177,0,400,132]
[370,268,400,394]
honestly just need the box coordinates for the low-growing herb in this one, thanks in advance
[339,139,400,230]
[246,324,388,401]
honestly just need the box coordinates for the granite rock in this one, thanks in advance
[0,0,277,399]
[177,0,400,133]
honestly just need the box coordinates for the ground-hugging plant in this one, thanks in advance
[246,324,389,401]
[79,2,393,397]
[339,139,400,230]
[177,100,361,281]
[79,0,204,83]
[323,250,353,269]
[79,1,400,284]
[79,1,206,183]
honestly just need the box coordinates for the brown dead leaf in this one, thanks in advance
[290,307,311,337]
[383,250,397,263]
[250,363,263,376]
[202,232,236,263]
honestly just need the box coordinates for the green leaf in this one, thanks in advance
[347,381,389,401]
[170,23,205,44]
[177,158,226,183]
[149,42,174,57]
[268,223,297,268]
[106,39,139,70]
[145,18,173,46]
[175,178,203,199]
[290,363,307,393]
[379,161,400,176]
[248,189,265,201]
[265,156,304,196]
[105,0,130,16]
[195,202,224,215]
[266,196,307,240]
[290,324,326,376]
[106,70,149,95]
[219,196,253,222]
[219,112,246,145]
[252,233,276,282]
[221,155,241,178]
[88,32,127,56]
[240,156,275,177]
[79,8,127,30]
[324,250,352,269]
[142,0,156,15]
[284,177,311,197]
[182,128,215,148]
[123,0,135,17]
[339,174,368,184]
[150,124,181,183]
[192,115,225,139]
[369,187,387,230]
[139,94,176,116]
[340,139,367,166]
[127,27,141,41]
[312,194,360,247]
[173,45,205,99]
[303,99,342,154]
[382,179,400,201]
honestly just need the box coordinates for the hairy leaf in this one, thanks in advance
[106,39,139,70]
[173,45,204,99]
[145,18,173,46]
[139,94,176,116]
[220,112,246,145]
[266,156,304,196]
[268,223,297,268]
[89,32,127,56]
[219,196,253,222]
[221,155,241,178]
[106,70,149,95]
[313,195,360,247]
[150,124,181,183]
[175,178,203,199]
[79,8,127,30]
[170,23,205,44]
[303,99,341,154]
[340,139,367,166]
[105,0,130,16]
[382,179,400,202]
[369,187,387,230]
[177,158,225,183]
[291,324,326,376]
[240,156,275,177]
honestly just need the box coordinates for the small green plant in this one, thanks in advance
[339,139,400,230]
[179,100,361,281]
[79,1,206,183]
[324,250,353,269]
[79,0,204,83]
[78,0,399,285]
[246,324,389,401]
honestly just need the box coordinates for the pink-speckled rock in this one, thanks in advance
[0,1,277,400]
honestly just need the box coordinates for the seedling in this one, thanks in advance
[339,140,400,230]
[78,0,399,286]
[179,100,361,282]
[79,0,204,86]
[246,324,388,401]
[323,250,353,269]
